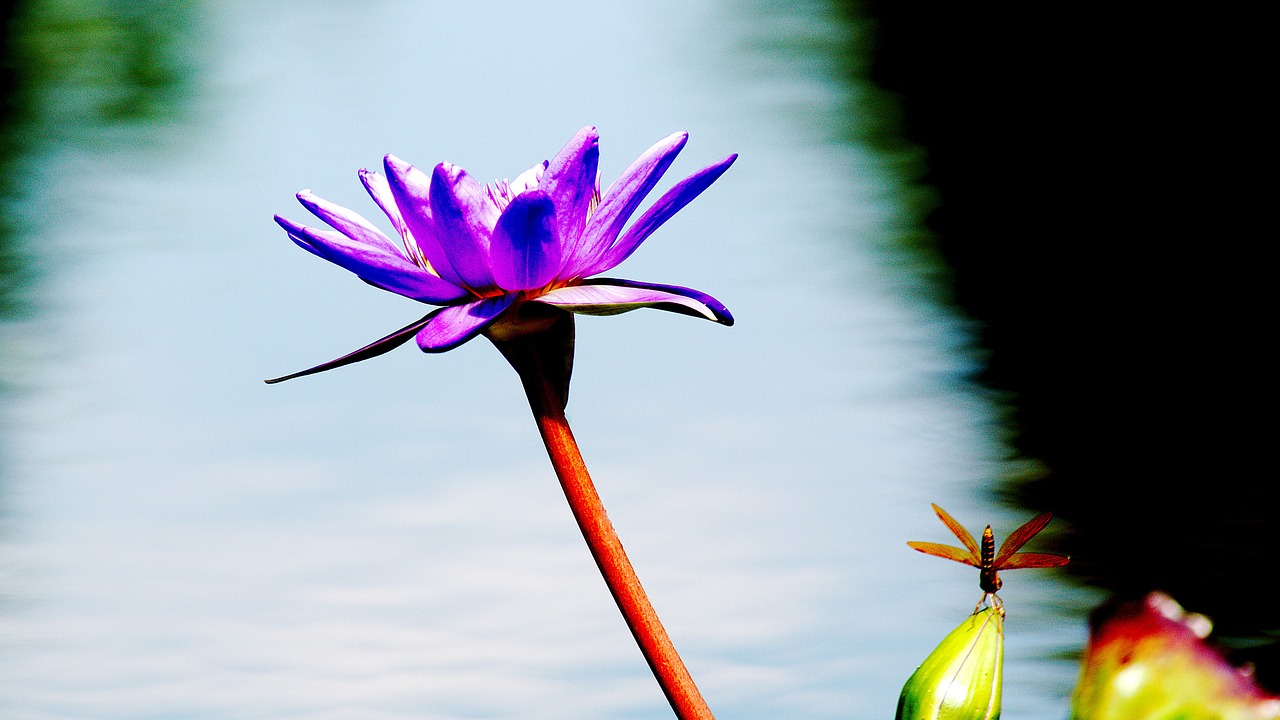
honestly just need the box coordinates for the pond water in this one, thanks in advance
[0,1,1094,718]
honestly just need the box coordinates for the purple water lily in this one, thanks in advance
[269,126,736,383]
[270,127,737,719]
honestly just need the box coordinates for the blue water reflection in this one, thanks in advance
[0,1,1091,718]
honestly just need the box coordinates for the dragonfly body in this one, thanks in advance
[908,504,1069,607]
[978,525,1000,594]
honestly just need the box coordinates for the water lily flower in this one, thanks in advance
[269,127,737,720]
[268,126,736,384]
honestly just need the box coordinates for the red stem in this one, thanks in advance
[524,371,715,720]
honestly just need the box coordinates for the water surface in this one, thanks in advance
[0,1,1089,717]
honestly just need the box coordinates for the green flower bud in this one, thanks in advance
[897,607,1005,720]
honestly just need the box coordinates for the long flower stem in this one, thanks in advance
[488,308,714,719]
[525,383,715,720]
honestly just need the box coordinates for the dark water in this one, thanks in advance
[859,0,1279,689]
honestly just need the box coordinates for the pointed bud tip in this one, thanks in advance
[897,608,1004,720]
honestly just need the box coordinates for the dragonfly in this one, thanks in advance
[907,503,1070,610]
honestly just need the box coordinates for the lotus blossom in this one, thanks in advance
[269,126,736,383]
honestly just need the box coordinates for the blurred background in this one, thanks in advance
[0,1,1270,718]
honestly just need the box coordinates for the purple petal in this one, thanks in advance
[415,294,515,352]
[278,222,327,260]
[539,126,600,268]
[264,310,440,384]
[488,190,563,292]
[584,153,738,277]
[382,154,465,287]
[296,190,401,256]
[509,161,546,195]
[275,215,467,304]
[568,131,687,277]
[533,278,733,325]
[428,162,500,290]
[358,169,409,241]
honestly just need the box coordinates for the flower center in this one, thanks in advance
[487,161,548,212]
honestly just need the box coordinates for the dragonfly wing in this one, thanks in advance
[994,511,1054,565]
[931,503,981,557]
[907,541,982,567]
[1000,551,1070,569]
